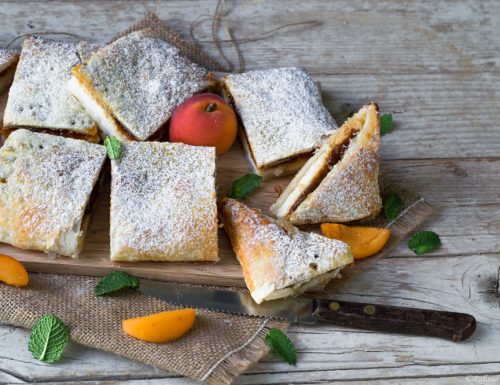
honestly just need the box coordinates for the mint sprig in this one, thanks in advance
[94,271,139,296]
[227,173,262,200]
[104,136,122,160]
[28,314,69,363]
[408,231,441,255]
[380,113,393,136]
[264,328,297,365]
[384,193,403,221]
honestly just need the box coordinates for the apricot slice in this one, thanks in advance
[321,224,391,259]
[122,309,196,343]
[0,254,29,287]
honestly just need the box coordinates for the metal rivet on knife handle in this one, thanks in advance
[363,305,376,315]
[329,301,340,311]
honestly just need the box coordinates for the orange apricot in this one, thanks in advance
[321,223,391,259]
[0,254,29,287]
[122,308,196,343]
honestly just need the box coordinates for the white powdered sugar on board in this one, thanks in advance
[110,141,218,261]
[0,49,19,72]
[80,29,211,141]
[224,67,338,168]
[3,36,96,133]
[0,129,106,256]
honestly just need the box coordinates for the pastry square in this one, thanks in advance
[69,29,213,141]
[223,67,337,179]
[219,198,353,303]
[0,49,19,94]
[0,129,106,257]
[271,103,382,224]
[2,36,99,142]
[110,141,218,261]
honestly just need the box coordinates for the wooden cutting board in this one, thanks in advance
[1,140,304,288]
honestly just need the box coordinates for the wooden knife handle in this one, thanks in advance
[315,299,476,341]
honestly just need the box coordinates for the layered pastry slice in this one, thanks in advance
[223,67,337,179]
[2,36,99,142]
[0,49,19,94]
[110,141,218,262]
[271,103,382,225]
[69,29,214,142]
[219,198,353,304]
[0,129,106,257]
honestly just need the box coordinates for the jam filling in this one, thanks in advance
[289,130,359,213]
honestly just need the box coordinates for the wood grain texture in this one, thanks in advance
[0,0,499,384]
[1,254,499,384]
[0,1,498,160]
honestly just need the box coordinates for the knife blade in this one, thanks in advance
[139,279,476,341]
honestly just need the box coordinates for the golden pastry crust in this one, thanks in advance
[0,129,106,257]
[218,198,353,304]
[110,141,218,262]
[271,103,382,224]
[2,36,99,142]
[0,49,19,95]
[223,67,337,178]
[71,29,213,141]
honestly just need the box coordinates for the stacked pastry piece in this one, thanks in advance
[0,30,218,260]
[0,28,383,304]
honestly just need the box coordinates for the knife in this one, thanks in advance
[139,279,476,341]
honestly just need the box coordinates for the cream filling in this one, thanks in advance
[271,114,371,219]
[54,213,92,258]
[240,130,310,180]
[253,269,341,304]
[271,144,332,219]
[68,76,132,142]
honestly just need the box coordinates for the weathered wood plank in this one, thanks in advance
[0,2,499,159]
[0,0,499,75]
[2,254,500,384]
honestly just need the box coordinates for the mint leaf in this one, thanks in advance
[94,271,139,296]
[384,193,403,221]
[380,113,393,136]
[408,231,441,255]
[104,136,122,160]
[227,173,262,200]
[264,328,297,365]
[28,314,69,363]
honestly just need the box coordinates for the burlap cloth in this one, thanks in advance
[0,13,433,385]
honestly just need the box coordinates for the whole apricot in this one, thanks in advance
[169,93,237,155]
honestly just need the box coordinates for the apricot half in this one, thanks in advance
[122,309,196,343]
[321,223,391,259]
[0,254,29,287]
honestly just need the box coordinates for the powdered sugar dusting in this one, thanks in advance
[224,67,337,168]
[220,198,352,300]
[110,141,218,261]
[0,129,106,256]
[291,105,382,224]
[3,36,96,133]
[80,30,211,141]
[0,49,19,72]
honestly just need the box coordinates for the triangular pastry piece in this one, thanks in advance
[271,103,382,225]
[218,198,353,304]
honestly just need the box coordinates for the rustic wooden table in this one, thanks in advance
[1,1,499,384]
